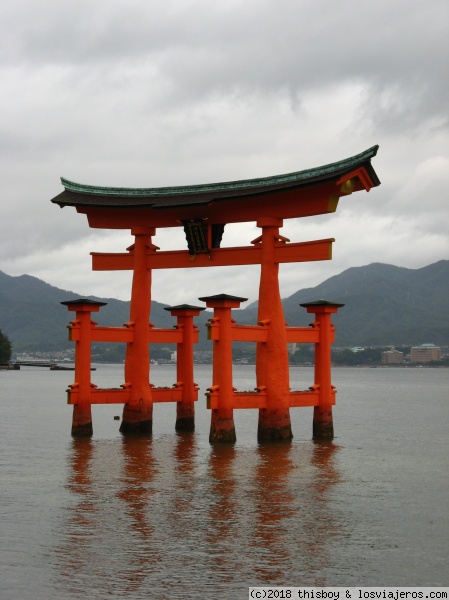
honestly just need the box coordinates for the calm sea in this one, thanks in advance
[0,364,448,599]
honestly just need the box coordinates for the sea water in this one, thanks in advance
[0,364,448,599]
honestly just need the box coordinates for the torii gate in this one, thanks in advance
[52,145,380,441]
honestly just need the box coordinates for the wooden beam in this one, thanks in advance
[70,326,133,343]
[67,386,190,404]
[286,328,320,344]
[288,390,336,407]
[91,252,134,270]
[91,238,334,271]
[69,325,189,344]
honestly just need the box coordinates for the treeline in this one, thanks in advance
[0,328,12,363]
[331,347,449,366]
[233,344,401,366]
[91,344,174,363]
[234,345,396,366]
[233,344,447,367]
[331,347,388,366]
[232,344,316,365]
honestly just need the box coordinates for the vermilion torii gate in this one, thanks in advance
[52,145,380,441]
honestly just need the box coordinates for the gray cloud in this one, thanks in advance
[0,0,448,305]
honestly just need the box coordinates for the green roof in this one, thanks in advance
[61,146,379,198]
[52,145,380,209]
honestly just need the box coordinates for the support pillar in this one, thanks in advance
[165,304,205,431]
[120,227,155,435]
[300,300,344,440]
[199,294,247,443]
[61,299,106,437]
[255,218,293,441]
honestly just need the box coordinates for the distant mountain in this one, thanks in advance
[0,270,208,353]
[0,260,448,352]
[236,260,449,346]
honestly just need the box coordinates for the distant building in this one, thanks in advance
[351,347,365,353]
[410,344,441,363]
[381,348,404,364]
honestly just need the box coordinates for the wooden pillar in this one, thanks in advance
[120,227,155,435]
[61,299,106,437]
[300,300,344,440]
[199,294,247,443]
[255,217,293,442]
[164,304,205,431]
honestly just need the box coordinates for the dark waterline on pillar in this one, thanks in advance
[312,406,334,440]
[71,422,93,437]
[119,419,152,436]
[175,417,195,432]
[209,421,237,444]
[257,423,293,442]
[313,422,334,440]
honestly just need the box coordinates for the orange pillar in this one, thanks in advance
[199,294,247,443]
[300,300,344,440]
[255,218,292,442]
[120,227,154,435]
[165,304,205,431]
[61,299,106,437]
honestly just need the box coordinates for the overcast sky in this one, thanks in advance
[1,0,448,309]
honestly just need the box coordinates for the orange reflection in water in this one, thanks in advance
[249,441,342,585]
[114,436,159,593]
[202,439,343,586]
[56,437,160,597]
[55,435,344,595]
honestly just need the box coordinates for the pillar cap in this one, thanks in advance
[61,298,107,307]
[61,298,107,311]
[164,304,205,312]
[299,299,344,308]
[300,299,344,313]
[198,293,248,303]
[198,293,248,309]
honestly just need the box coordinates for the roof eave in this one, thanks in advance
[51,145,380,209]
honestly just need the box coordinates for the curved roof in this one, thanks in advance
[51,145,380,210]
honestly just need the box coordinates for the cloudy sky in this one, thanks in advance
[1,0,448,308]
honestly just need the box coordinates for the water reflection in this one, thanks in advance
[250,442,297,583]
[203,444,247,589]
[54,436,344,597]
[117,437,155,536]
[164,432,200,543]
[202,441,344,587]
[63,439,97,556]
[56,437,160,597]
[173,431,198,473]
[247,441,343,586]
[302,442,342,585]
[208,444,238,539]
[56,439,99,595]
[115,437,159,594]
